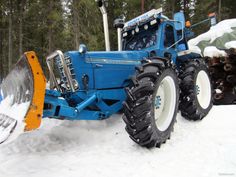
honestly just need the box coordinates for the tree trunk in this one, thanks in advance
[48,1,54,89]
[8,0,13,72]
[3,29,7,77]
[0,6,3,80]
[141,0,144,14]
[171,0,176,16]
[48,29,52,53]
[48,2,53,53]
[72,0,80,50]
[183,0,191,20]
[19,0,25,56]
[183,0,187,18]
[218,0,222,21]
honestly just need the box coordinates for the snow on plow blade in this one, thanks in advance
[0,51,46,144]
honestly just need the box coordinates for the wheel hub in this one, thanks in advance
[155,84,165,113]
[196,85,200,95]
[155,96,161,109]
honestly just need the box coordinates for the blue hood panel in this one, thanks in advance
[87,51,149,61]
[66,50,149,90]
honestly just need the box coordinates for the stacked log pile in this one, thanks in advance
[206,48,236,105]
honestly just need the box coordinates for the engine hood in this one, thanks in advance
[86,50,149,64]
[64,50,149,90]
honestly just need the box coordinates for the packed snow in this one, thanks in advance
[188,19,236,47]
[0,105,235,177]
[188,19,236,56]
[0,96,30,144]
[203,46,227,58]
[188,45,202,55]
[225,41,236,49]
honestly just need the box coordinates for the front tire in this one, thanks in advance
[123,60,179,148]
[179,59,213,120]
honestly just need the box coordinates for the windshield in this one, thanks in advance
[123,28,157,50]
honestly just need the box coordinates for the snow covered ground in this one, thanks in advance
[0,105,236,177]
[0,96,30,144]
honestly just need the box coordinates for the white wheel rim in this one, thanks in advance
[154,76,176,131]
[196,70,211,109]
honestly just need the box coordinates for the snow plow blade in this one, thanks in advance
[0,51,46,144]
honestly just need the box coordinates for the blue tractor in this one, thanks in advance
[0,1,213,148]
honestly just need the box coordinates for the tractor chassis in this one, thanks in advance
[43,88,126,120]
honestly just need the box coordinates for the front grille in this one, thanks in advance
[55,55,77,91]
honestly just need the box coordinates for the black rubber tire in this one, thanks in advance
[123,60,179,148]
[179,58,213,121]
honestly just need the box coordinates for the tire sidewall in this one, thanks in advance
[193,64,213,115]
[151,68,179,141]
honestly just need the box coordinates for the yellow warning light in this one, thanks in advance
[185,21,191,28]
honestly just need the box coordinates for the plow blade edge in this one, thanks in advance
[0,51,46,144]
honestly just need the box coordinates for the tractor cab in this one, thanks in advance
[119,8,189,63]
[121,9,161,51]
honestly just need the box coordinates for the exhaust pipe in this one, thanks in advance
[96,0,110,51]
[114,17,125,51]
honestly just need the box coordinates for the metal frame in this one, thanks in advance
[46,50,76,92]
[43,88,125,121]
[166,20,184,50]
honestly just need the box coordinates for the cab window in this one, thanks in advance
[164,25,175,48]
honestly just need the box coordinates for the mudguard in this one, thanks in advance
[0,51,46,144]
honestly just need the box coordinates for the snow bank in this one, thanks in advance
[188,19,236,57]
[0,95,30,145]
[203,46,227,57]
[225,41,236,49]
[188,45,202,55]
[189,19,236,46]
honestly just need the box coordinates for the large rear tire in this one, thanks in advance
[123,60,179,148]
[179,59,213,120]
